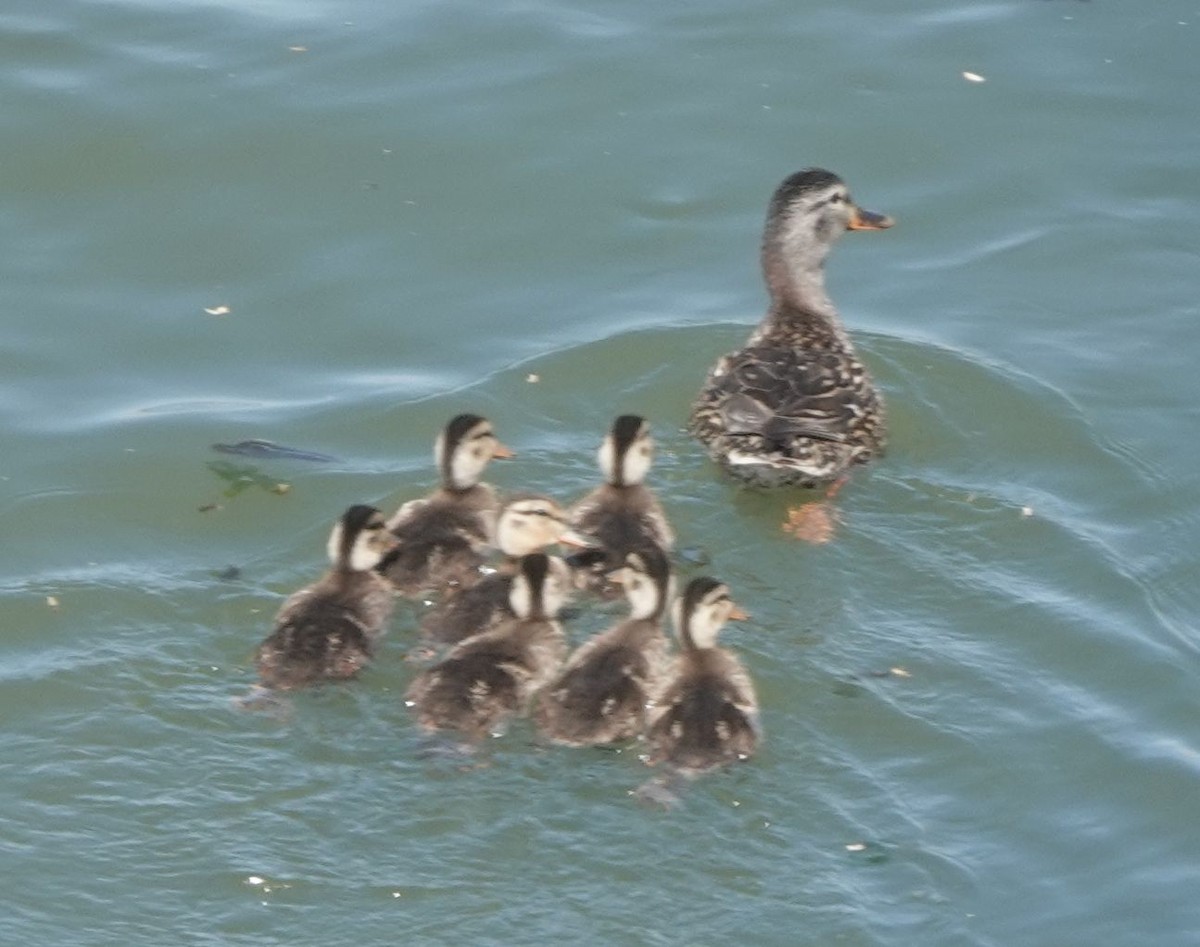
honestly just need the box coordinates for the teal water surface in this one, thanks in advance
[3,1,1199,945]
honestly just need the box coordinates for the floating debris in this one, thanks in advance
[962,71,986,83]
[46,595,60,609]
[198,503,222,513]
[207,460,293,499]
[288,45,308,52]
[526,373,541,384]
[204,305,231,316]
[845,842,866,852]
[1021,506,1034,517]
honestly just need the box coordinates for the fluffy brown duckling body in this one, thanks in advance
[406,553,572,740]
[535,546,673,747]
[255,505,397,690]
[378,414,512,596]
[419,495,582,646]
[568,415,673,591]
[645,576,760,772]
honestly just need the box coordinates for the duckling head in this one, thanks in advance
[763,169,893,305]
[611,545,673,621]
[598,415,655,487]
[672,576,749,650]
[495,495,570,557]
[326,504,397,572]
[435,414,513,491]
[508,553,574,620]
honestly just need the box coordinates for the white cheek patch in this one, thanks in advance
[621,441,654,485]
[625,574,659,620]
[326,522,346,566]
[509,575,533,618]
[449,444,489,490]
[348,532,385,572]
[540,568,570,618]
[597,436,618,484]
[687,607,722,649]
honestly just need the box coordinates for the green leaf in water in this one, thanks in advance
[206,460,291,499]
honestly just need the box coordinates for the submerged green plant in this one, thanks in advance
[206,460,291,499]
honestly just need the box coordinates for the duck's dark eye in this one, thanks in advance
[830,193,844,205]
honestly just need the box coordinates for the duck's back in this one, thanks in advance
[536,620,666,745]
[419,571,514,645]
[379,491,494,593]
[573,485,671,552]
[408,618,566,736]
[409,640,525,737]
[256,596,375,690]
[647,649,759,771]
[690,332,884,487]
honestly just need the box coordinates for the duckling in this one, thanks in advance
[568,415,674,588]
[406,553,573,740]
[645,576,760,773]
[419,494,584,645]
[689,169,894,488]
[535,545,673,747]
[378,414,513,596]
[255,505,398,690]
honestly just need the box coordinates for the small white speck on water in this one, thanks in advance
[962,71,986,83]
[731,800,741,807]
[846,842,866,852]
[526,373,540,383]
[1021,507,1034,517]
[247,876,265,886]
[392,892,402,899]
[204,305,231,316]
[46,596,60,609]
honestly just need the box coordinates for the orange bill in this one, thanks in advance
[847,205,895,231]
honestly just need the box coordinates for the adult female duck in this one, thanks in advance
[689,169,894,488]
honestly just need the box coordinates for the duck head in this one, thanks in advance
[327,504,397,572]
[435,414,513,491]
[495,495,593,557]
[672,576,749,650]
[598,414,655,487]
[609,545,673,621]
[763,168,893,311]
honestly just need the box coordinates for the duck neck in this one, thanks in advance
[760,231,839,336]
